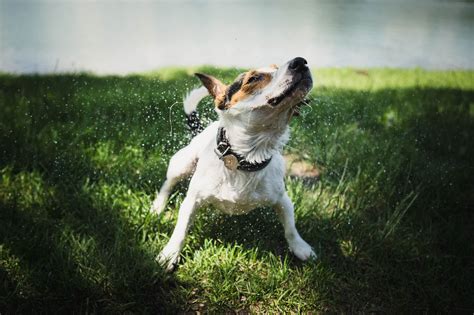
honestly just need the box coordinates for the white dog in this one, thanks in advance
[152,57,316,271]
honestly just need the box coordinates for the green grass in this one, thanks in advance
[0,67,473,313]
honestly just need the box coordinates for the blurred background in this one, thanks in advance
[1,0,473,74]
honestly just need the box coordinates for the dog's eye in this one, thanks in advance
[246,74,262,84]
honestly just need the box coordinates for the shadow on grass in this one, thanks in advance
[0,176,188,313]
[183,86,474,311]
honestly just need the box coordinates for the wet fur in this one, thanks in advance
[152,58,315,271]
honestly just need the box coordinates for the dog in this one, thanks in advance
[152,57,316,271]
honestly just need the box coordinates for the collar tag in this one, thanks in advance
[222,154,240,171]
[215,127,272,172]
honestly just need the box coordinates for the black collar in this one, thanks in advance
[214,127,272,172]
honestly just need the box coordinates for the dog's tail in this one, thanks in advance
[183,86,208,137]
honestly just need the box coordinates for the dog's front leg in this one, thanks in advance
[151,145,198,215]
[275,193,316,261]
[157,194,199,271]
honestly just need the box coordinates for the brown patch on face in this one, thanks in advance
[215,94,227,110]
[269,64,279,69]
[222,71,272,109]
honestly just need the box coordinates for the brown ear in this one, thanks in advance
[195,73,226,99]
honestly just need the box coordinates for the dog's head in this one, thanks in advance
[195,57,313,129]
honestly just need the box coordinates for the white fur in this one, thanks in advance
[183,86,208,115]
[152,59,316,271]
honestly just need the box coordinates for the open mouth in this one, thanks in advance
[267,76,312,107]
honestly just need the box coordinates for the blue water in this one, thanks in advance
[1,0,473,74]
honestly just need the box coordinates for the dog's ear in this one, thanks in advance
[195,73,226,99]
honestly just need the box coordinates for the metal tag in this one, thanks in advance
[223,155,239,171]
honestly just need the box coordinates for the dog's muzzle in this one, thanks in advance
[288,57,308,72]
[267,57,313,107]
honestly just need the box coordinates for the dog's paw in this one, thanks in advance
[156,246,180,272]
[289,239,317,261]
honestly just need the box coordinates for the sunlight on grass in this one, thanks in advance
[0,168,55,214]
[178,239,326,313]
[315,68,474,90]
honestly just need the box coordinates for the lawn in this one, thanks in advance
[0,68,473,313]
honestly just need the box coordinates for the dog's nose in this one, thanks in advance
[289,57,308,72]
